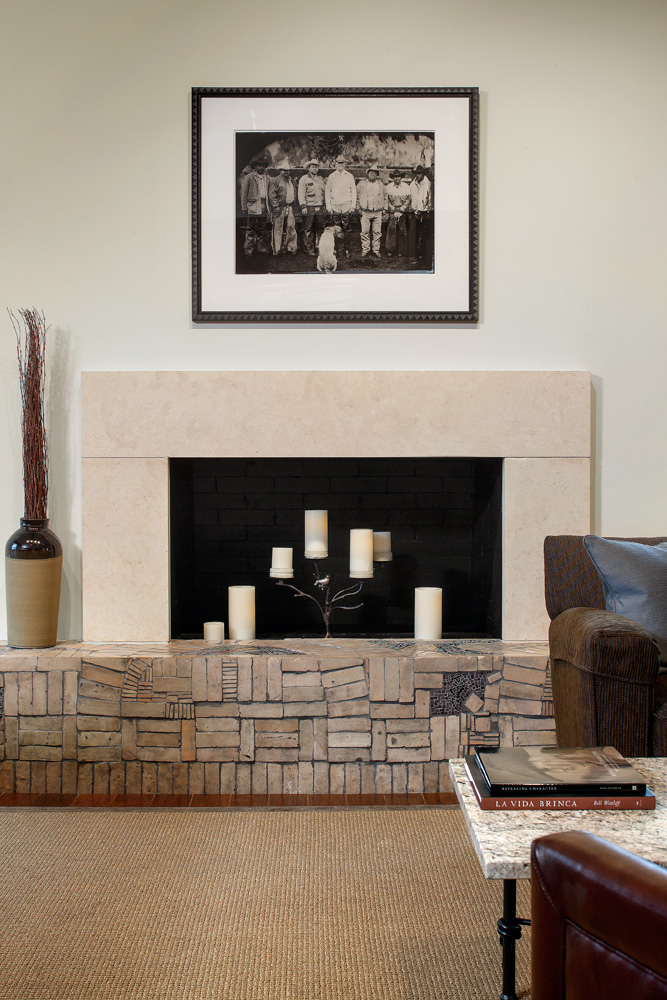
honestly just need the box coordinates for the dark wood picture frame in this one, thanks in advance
[192,87,479,324]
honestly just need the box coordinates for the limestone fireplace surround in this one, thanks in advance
[81,370,590,643]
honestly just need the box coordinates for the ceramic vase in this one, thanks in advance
[5,518,62,648]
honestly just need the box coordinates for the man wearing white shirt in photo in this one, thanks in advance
[356,164,386,258]
[325,155,356,259]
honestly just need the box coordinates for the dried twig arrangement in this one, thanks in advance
[8,308,50,520]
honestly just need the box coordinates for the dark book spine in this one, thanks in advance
[483,782,646,796]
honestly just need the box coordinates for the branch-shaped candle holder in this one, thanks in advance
[270,512,393,638]
[275,562,364,638]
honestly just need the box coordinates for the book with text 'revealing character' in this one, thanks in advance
[473,745,647,797]
[464,756,655,811]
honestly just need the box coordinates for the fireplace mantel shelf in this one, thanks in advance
[0,637,549,664]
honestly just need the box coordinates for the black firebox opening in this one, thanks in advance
[170,457,502,640]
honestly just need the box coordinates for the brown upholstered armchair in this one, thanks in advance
[531,831,667,999]
[544,535,667,757]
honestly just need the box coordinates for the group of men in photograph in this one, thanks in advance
[239,156,433,265]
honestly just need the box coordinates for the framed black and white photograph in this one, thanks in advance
[192,87,478,324]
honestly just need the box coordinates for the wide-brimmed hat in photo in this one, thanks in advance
[304,159,319,169]
[367,164,380,175]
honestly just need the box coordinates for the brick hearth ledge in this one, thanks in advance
[0,638,552,796]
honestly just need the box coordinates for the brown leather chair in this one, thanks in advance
[544,535,667,757]
[531,831,667,999]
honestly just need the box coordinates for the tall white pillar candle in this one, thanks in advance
[349,529,374,579]
[270,547,294,578]
[203,621,225,641]
[373,531,392,562]
[305,510,328,559]
[228,586,255,640]
[414,587,443,640]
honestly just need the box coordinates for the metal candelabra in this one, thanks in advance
[275,561,364,638]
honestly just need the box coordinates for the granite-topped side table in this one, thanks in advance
[449,757,667,1000]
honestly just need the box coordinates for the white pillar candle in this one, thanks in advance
[305,509,328,559]
[270,547,294,578]
[228,585,255,640]
[414,587,443,640]
[373,531,393,562]
[203,621,225,641]
[349,528,374,579]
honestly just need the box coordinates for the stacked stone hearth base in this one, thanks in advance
[0,638,554,796]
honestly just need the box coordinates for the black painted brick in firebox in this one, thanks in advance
[170,457,502,640]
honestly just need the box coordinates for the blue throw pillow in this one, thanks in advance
[583,535,667,643]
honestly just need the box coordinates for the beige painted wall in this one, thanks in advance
[1,0,666,641]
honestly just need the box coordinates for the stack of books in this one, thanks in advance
[465,745,655,811]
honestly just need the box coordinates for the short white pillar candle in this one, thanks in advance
[270,547,294,578]
[203,621,225,641]
[305,510,328,559]
[414,587,442,640]
[373,531,393,562]
[350,528,374,579]
[228,585,255,640]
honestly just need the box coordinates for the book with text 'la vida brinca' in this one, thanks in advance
[464,756,655,811]
[473,745,647,797]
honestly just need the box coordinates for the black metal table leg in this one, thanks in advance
[496,878,530,1000]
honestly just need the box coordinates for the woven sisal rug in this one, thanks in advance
[0,807,531,999]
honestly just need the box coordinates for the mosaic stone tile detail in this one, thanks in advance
[434,640,505,653]
[137,666,154,702]
[222,660,238,701]
[542,663,554,717]
[366,640,420,651]
[195,645,303,656]
[166,698,195,719]
[366,639,514,654]
[121,658,153,700]
[430,672,486,716]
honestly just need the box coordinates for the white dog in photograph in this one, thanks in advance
[316,225,343,272]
